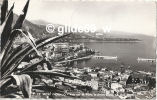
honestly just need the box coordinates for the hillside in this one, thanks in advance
[31,19,156,42]
[12,14,58,39]
[12,16,155,43]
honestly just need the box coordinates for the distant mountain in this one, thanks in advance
[31,20,50,25]
[12,15,155,43]
[12,14,58,39]
[89,30,155,41]
[31,19,66,28]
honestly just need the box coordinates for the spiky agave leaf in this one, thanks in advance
[1,29,42,74]
[0,74,32,98]
[1,36,50,67]
[6,2,14,17]
[0,77,12,89]
[0,2,14,32]
[2,0,29,59]
[1,33,71,79]
[11,74,32,98]
[23,70,79,79]
[19,58,45,73]
[22,31,42,57]
[13,0,30,29]
[32,83,78,97]
[2,36,56,73]
[1,29,27,67]
[1,33,70,70]
[0,3,14,50]
[1,0,8,25]
[1,25,18,62]
[1,31,51,67]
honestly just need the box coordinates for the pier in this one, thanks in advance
[55,55,92,64]
[92,55,118,61]
[137,57,156,63]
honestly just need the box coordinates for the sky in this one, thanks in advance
[7,0,156,36]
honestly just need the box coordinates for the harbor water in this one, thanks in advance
[71,39,156,72]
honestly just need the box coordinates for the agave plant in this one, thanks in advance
[0,0,33,98]
[0,0,78,98]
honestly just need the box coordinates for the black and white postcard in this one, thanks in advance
[0,0,156,99]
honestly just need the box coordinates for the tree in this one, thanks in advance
[126,75,132,85]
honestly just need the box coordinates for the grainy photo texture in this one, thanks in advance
[0,0,156,99]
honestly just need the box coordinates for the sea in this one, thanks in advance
[71,38,156,73]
